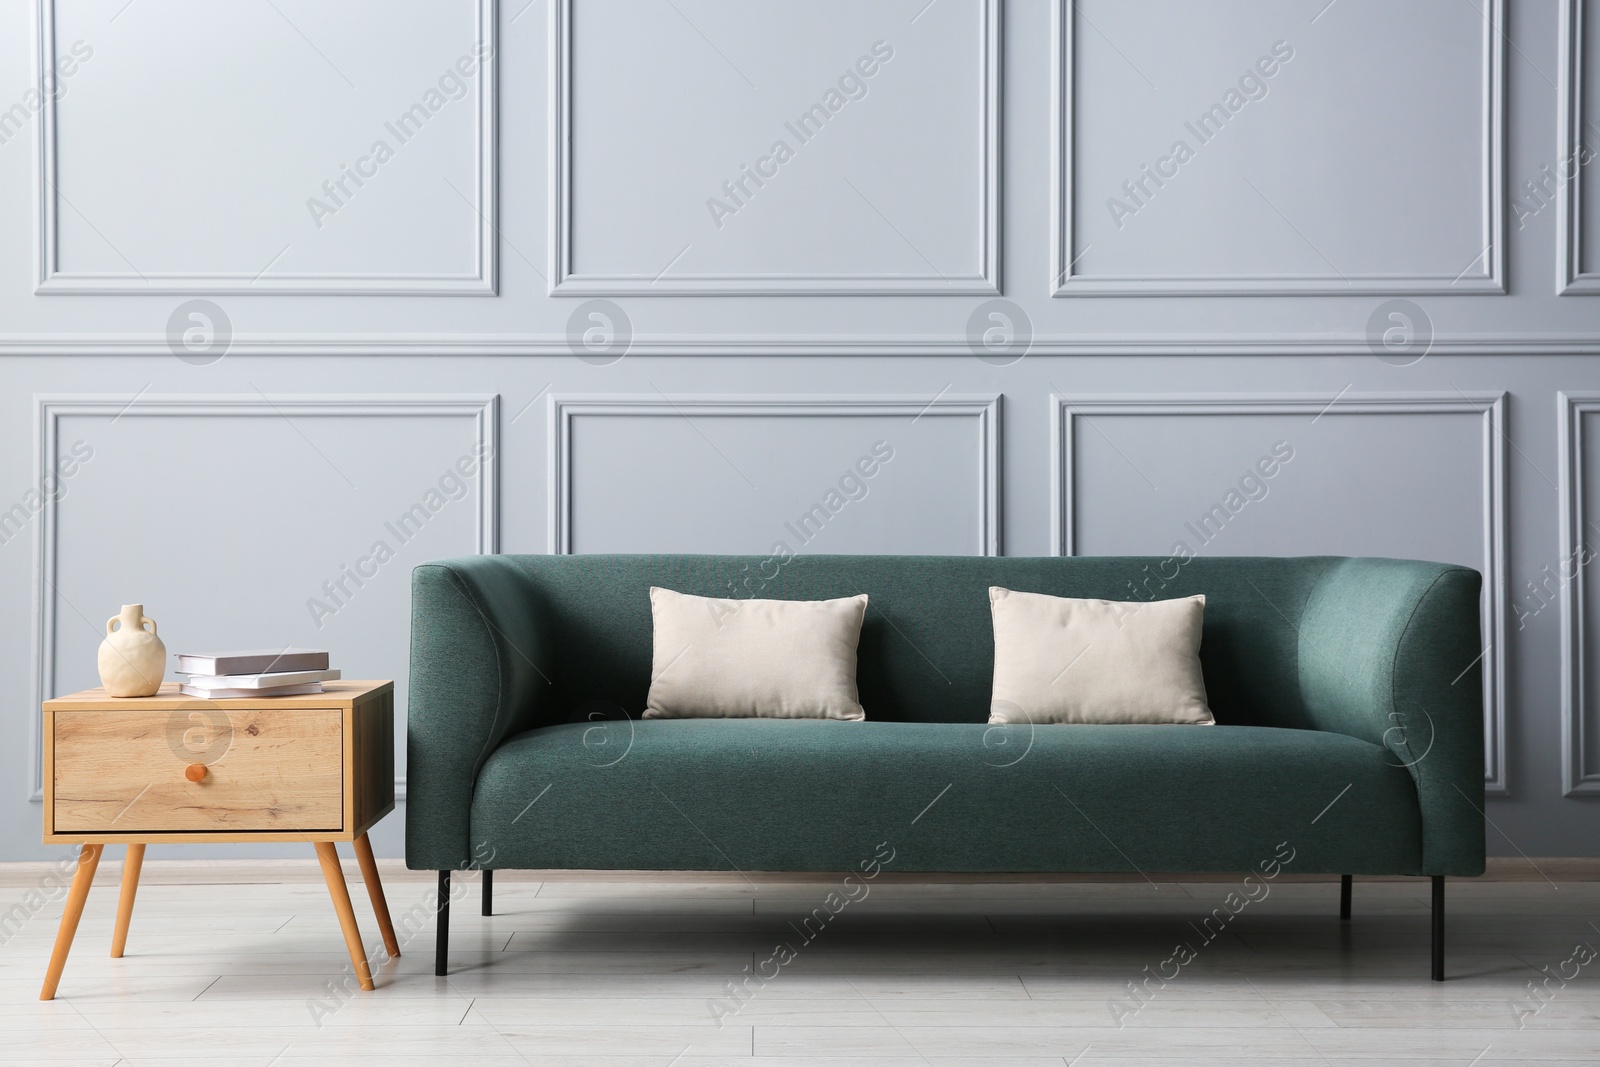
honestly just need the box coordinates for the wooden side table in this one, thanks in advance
[39,680,399,1000]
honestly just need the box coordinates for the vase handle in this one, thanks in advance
[105,615,119,635]
[141,616,157,635]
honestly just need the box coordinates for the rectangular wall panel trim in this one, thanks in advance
[1560,392,1600,794]
[546,0,1000,296]
[32,0,499,295]
[27,394,500,803]
[1560,0,1600,295]
[5,337,1600,357]
[1049,392,1508,794]
[548,393,1001,554]
[1051,0,1506,297]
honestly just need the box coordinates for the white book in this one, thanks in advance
[175,648,328,674]
[179,683,324,699]
[181,668,341,690]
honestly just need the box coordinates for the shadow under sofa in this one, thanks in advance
[404,553,1486,981]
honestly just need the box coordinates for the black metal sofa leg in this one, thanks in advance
[1340,875,1352,921]
[436,870,451,977]
[482,869,493,916]
[1432,876,1445,982]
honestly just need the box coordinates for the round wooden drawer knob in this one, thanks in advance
[185,764,208,783]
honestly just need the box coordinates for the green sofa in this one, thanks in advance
[406,554,1485,980]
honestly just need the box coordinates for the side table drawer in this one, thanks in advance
[53,708,343,833]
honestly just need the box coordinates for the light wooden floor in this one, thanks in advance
[2,859,1599,1065]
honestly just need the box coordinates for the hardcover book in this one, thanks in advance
[174,648,329,675]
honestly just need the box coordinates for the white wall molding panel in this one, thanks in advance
[32,0,497,294]
[1051,392,1507,793]
[1052,0,1504,296]
[548,0,999,295]
[26,394,499,804]
[549,394,1000,555]
[1560,391,1600,795]
[1559,0,1600,294]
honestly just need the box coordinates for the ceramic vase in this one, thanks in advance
[97,603,166,697]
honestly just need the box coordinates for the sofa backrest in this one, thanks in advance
[497,553,1355,729]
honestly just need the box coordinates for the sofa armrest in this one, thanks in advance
[1295,558,1486,875]
[406,557,551,871]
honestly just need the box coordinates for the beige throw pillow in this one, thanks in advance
[988,587,1213,725]
[644,587,868,720]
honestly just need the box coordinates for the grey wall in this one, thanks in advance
[1,0,1598,860]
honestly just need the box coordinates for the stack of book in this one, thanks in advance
[175,648,339,698]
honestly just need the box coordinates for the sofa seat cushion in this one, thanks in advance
[469,720,1422,875]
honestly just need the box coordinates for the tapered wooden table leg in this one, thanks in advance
[352,833,399,959]
[40,843,103,1000]
[314,843,374,991]
[111,843,145,958]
